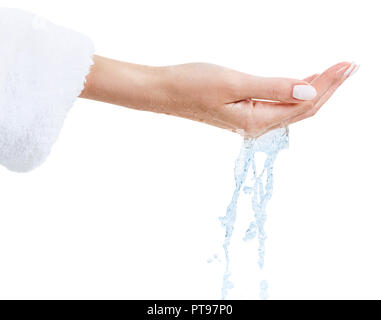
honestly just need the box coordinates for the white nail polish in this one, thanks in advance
[344,63,356,76]
[349,64,360,77]
[292,85,317,100]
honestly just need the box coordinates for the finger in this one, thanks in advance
[243,62,355,132]
[285,84,341,125]
[285,62,353,121]
[233,62,355,136]
[288,63,359,124]
[238,76,317,103]
[309,62,352,99]
[312,64,359,112]
[303,73,319,83]
[237,62,349,104]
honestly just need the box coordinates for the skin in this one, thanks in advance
[80,56,356,137]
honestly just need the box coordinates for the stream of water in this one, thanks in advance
[219,127,289,299]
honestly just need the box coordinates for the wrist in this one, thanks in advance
[81,55,168,112]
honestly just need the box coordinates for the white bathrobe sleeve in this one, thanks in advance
[0,8,94,172]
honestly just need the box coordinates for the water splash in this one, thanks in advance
[207,254,221,264]
[260,280,269,300]
[219,128,289,299]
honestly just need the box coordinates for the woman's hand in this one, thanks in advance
[81,56,358,137]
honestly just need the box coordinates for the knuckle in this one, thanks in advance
[222,75,241,97]
[272,79,292,100]
[303,101,314,112]
[295,101,315,119]
[306,106,318,118]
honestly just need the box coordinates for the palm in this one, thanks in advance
[222,63,355,137]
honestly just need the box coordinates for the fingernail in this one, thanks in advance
[344,62,356,76]
[292,85,317,100]
[349,64,360,77]
[336,66,348,73]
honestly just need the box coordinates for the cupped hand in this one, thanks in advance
[160,61,358,137]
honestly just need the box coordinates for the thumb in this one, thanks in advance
[239,76,317,103]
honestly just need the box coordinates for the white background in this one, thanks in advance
[0,0,379,300]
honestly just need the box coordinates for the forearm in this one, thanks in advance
[80,56,355,137]
[80,55,168,112]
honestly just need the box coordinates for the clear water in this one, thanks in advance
[219,128,289,299]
